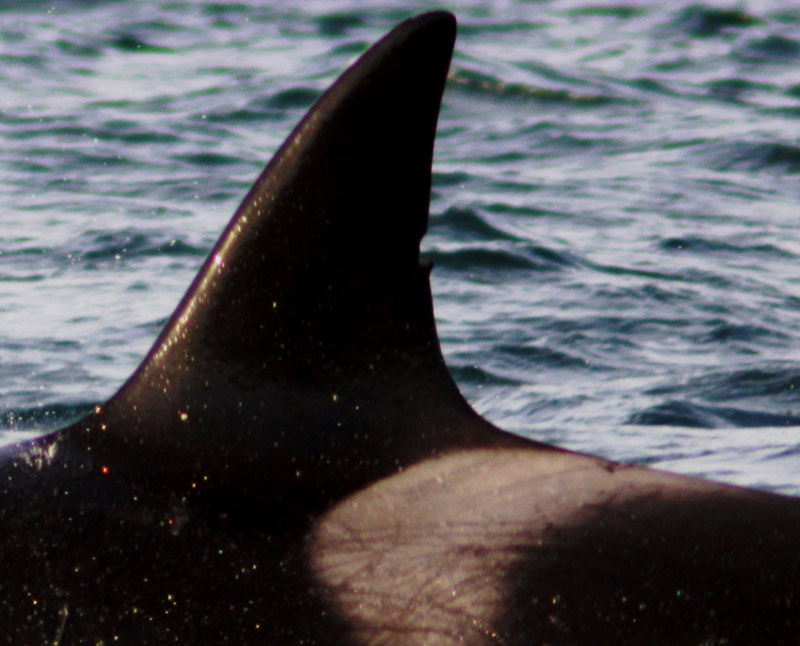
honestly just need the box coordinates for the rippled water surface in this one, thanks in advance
[3,0,800,494]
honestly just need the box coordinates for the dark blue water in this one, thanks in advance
[3,1,800,494]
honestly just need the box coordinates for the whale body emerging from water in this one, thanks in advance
[2,11,800,645]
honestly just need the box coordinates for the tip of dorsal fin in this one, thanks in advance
[78,12,524,501]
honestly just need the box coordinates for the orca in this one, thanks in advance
[2,10,800,645]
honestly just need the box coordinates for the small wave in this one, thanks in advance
[109,32,173,54]
[584,259,673,283]
[482,203,567,219]
[0,53,44,68]
[426,243,574,276]
[85,98,136,110]
[456,21,540,37]
[565,6,645,20]
[701,320,789,345]
[497,343,591,371]
[703,140,800,174]
[75,229,203,263]
[206,88,322,124]
[648,366,800,403]
[429,207,519,243]
[518,121,623,158]
[588,282,687,307]
[674,5,760,37]
[0,230,207,272]
[448,69,618,107]
[628,399,800,428]
[659,235,795,258]
[735,35,800,63]
[56,37,102,58]
[766,443,800,459]
[0,273,45,283]
[620,76,681,99]
[432,171,471,188]
[315,12,364,37]
[201,3,251,16]
[448,364,520,387]
[704,77,774,104]
[425,247,539,273]
[18,147,135,175]
[205,107,279,124]
[326,40,370,57]
[267,87,322,110]
[172,152,242,167]
[96,120,181,145]
[3,118,85,140]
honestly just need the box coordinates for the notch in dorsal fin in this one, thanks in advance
[76,12,526,503]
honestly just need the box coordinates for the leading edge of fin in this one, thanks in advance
[62,12,517,501]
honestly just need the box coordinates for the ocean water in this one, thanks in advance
[3,0,800,495]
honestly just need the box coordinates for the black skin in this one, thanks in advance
[2,12,800,645]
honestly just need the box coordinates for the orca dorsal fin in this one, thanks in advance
[78,12,526,504]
